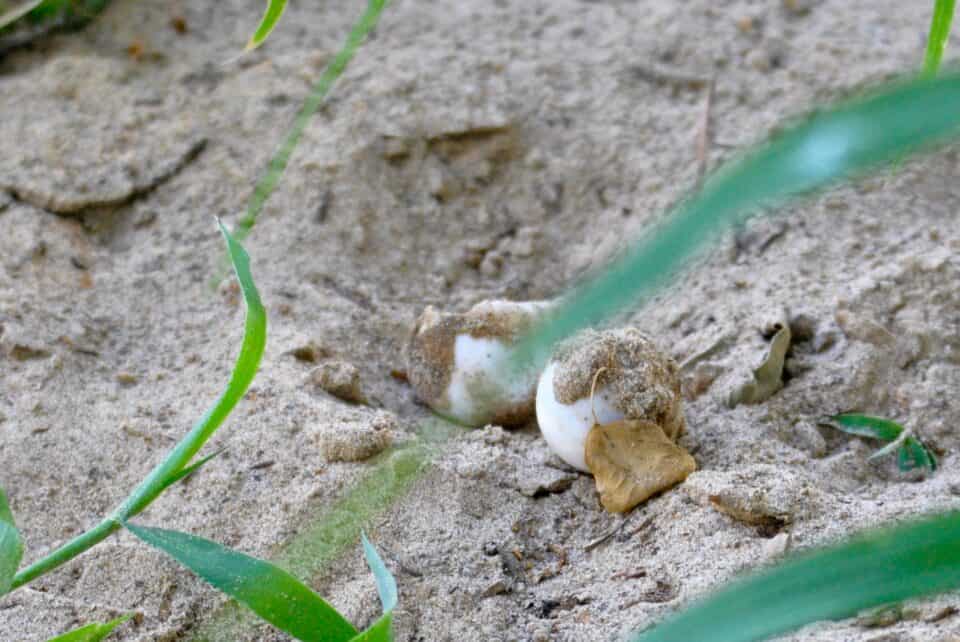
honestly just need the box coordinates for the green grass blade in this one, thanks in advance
[511,72,960,373]
[361,533,397,614]
[924,0,957,77]
[830,413,904,441]
[46,615,131,642]
[125,523,358,642]
[116,221,266,520]
[9,222,266,591]
[0,0,42,29]
[233,0,388,242]
[0,486,23,595]
[156,449,226,494]
[348,615,392,642]
[245,0,287,51]
[631,511,960,642]
[900,437,938,471]
[828,414,936,472]
[189,421,463,641]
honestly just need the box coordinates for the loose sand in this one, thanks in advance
[2,1,960,640]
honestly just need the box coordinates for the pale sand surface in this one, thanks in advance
[2,1,960,640]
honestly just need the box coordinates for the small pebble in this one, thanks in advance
[115,372,139,386]
[317,411,395,463]
[309,361,366,404]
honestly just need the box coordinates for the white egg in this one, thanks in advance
[535,361,624,471]
[406,300,552,427]
[534,328,685,471]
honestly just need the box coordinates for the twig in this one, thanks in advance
[584,516,627,551]
[695,74,717,184]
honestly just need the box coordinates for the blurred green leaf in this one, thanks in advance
[631,511,960,642]
[512,72,960,373]
[0,0,42,30]
[829,413,937,472]
[245,0,287,51]
[924,0,957,76]
[125,523,358,642]
[234,0,388,242]
[46,615,131,642]
[191,424,461,641]
[0,486,23,595]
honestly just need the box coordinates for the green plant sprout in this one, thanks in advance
[826,413,937,472]
[47,615,131,642]
[192,418,462,641]
[246,0,288,51]
[924,0,957,76]
[0,225,397,641]
[1,222,264,593]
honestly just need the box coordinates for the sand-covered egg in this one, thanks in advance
[536,328,686,472]
[405,299,552,427]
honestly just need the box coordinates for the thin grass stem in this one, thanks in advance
[924,0,957,77]
[10,518,118,589]
[7,223,265,594]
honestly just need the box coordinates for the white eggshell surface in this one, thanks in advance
[535,361,624,472]
[445,334,536,426]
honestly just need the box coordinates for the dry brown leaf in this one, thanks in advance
[726,324,792,407]
[585,420,697,513]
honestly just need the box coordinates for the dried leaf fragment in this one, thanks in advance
[727,325,791,407]
[585,420,696,513]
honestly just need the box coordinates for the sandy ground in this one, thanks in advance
[3,0,960,640]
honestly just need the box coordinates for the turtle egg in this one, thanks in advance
[405,300,552,427]
[535,328,685,471]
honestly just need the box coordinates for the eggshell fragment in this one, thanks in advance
[405,300,551,426]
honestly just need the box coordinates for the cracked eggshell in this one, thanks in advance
[405,300,552,427]
[535,328,685,471]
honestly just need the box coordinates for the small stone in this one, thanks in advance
[782,0,817,14]
[518,474,576,498]
[115,372,139,386]
[479,250,504,277]
[309,361,366,404]
[317,411,395,463]
[746,49,772,72]
[287,340,331,363]
[684,464,824,527]
[482,542,499,557]
[531,626,551,642]
[761,532,791,559]
[835,309,896,348]
[9,343,49,361]
[479,580,509,598]
[381,136,411,160]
